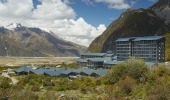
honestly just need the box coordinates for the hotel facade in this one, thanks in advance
[116,36,165,62]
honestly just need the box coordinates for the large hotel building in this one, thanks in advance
[116,36,165,62]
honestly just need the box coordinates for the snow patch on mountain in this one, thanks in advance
[0,24,3,27]
[39,27,51,33]
[6,23,22,30]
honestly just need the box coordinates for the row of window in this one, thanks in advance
[117,55,130,57]
[117,45,130,47]
[117,48,130,50]
[117,57,164,62]
[132,44,157,47]
[116,41,130,44]
[81,56,103,58]
[117,40,157,44]
[134,40,156,44]
[117,51,130,54]
[133,51,156,54]
[132,48,156,51]
[117,45,158,48]
[117,57,157,62]
[134,55,156,57]
[117,47,157,50]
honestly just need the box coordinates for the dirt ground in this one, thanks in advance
[0,56,79,66]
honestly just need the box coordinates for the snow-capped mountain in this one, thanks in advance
[0,24,86,57]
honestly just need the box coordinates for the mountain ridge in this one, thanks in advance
[149,0,170,26]
[0,24,86,57]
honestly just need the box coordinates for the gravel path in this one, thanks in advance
[1,73,18,84]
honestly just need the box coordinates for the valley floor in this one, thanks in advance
[0,56,78,66]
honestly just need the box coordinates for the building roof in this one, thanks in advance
[15,66,109,77]
[87,58,106,62]
[116,36,164,42]
[116,37,135,42]
[44,70,61,77]
[112,56,117,59]
[105,54,114,57]
[94,69,108,76]
[104,60,123,65]
[60,68,82,75]
[44,68,108,77]
[80,69,95,75]
[106,50,113,54]
[15,66,33,73]
[77,58,87,63]
[44,68,66,76]
[30,67,55,75]
[81,53,106,56]
[133,36,164,41]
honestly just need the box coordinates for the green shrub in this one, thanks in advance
[79,77,96,94]
[106,57,148,84]
[54,85,67,91]
[0,77,11,89]
[31,85,40,92]
[156,66,170,77]
[12,90,39,100]
[131,84,147,100]
[53,78,69,91]
[116,76,137,95]
[147,66,170,85]
[104,85,115,94]
[43,77,54,86]
[146,77,170,100]
[39,91,58,100]
[67,79,80,90]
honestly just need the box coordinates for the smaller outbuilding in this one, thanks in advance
[15,66,109,78]
[77,51,117,69]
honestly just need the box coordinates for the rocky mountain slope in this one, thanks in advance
[88,0,170,53]
[0,23,86,57]
[149,0,170,26]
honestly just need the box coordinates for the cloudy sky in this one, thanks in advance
[0,0,157,46]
